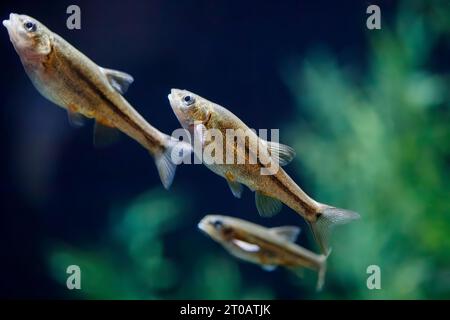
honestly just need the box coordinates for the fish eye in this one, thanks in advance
[182,95,195,106]
[211,220,224,229]
[24,21,36,32]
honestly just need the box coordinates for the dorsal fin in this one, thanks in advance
[270,226,301,243]
[101,67,134,94]
[262,140,296,166]
[93,120,120,147]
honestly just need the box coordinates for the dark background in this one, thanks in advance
[3,0,446,300]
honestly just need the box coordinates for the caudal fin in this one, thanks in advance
[310,206,360,255]
[154,137,192,189]
[316,250,331,291]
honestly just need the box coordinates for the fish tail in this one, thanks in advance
[316,250,331,291]
[154,136,192,189]
[310,206,360,255]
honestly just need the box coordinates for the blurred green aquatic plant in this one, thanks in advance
[48,188,274,299]
[283,0,450,299]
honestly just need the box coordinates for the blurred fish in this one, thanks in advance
[2,13,190,189]
[169,89,359,254]
[198,214,328,290]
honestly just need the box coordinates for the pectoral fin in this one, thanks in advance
[67,109,85,127]
[255,191,282,217]
[263,141,296,166]
[269,226,301,243]
[261,265,278,272]
[101,67,134,94]
[93,120,120,147]
[225,171,243,198]
[227,180,243,198]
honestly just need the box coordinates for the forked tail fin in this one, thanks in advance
[154,137,192,189]
[310,206,360,255]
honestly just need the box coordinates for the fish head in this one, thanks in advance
[168,89,212,134]
[197,215,236,243]
[3,13,52,62]
[199,215,263,260]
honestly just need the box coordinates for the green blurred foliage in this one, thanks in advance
[284,0,450,299]
[48,189,274,299]
[47,0,450,299]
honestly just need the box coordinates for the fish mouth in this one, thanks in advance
[169,88,188,105]
[3,13,18,30]
[198,215,221,233]
[168,89,192,129]
[2,19,10,28]
[197,219,213,237]
[197,220,207,232]
[170,88,182,96]
[167,89,179,109]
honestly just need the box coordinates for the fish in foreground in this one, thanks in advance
[2,13,190,189]
[198,215,328,290]
[169,89,359,254]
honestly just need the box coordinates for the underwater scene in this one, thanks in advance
[0,0,449,300]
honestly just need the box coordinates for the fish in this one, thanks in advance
[168,89,360,254]
[2,13,191,189]
[198,214,328,290]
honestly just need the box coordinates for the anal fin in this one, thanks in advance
[255,191,282,217]
[93,120,120,147]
